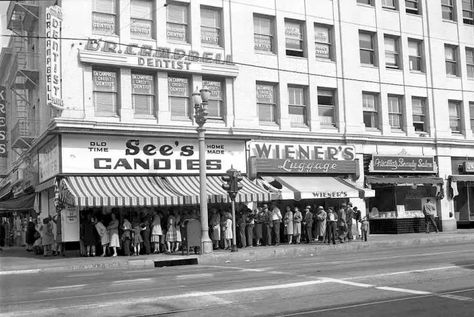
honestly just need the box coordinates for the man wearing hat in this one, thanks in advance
[337,203,347,243]
[345,202,354,242]
[303,206,313,243]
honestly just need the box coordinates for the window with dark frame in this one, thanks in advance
[202,79,224,119]
[362,92,379,129]
[167,3,189,42]
[405,0,420,14]
[384,35,400,69]
[470,102,474,131]
[201,6,222,46]
[318,88,336,127]
[466,47,474,78]
[257,83,277,123]
[357,0,374,6]
[288,86,307,127]
[168,76,190,120]
[445,45,459,76]
[359,31,376,65]
[254,15,274,53]
[449,100,462,133]
[412,97,427,132]
[388,95,403,130]
[92,69,119,116]
[441,0,456,21]
[382,0,397,10]
[463,0,474,24]
[314,24,333,60]
[408,39,423,71]
[132,73,155,116]
[92,0,117,35]
[130,0,154,39]
[285,19,305,57]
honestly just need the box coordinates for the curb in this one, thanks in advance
[1,234,473,275]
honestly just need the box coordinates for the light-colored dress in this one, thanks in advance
[108,219,120,248]
[293,211,302,235]
[210,213,221,241]
[284,211,294,235]
[41,222,54,246]
[151,215,162,243]
[133,225,143,245]
[224,218,233,239]
[316,210,327,237]
[166,216,177,242]
[95,222,109,246]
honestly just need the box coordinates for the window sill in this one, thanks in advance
[365,128,381,133]
[382,7,398,11]
[406,12,422,17]
[285,54,307,60]
[446,75,461,79]
[167,40,191,46]
[415,131,430,137]
[320,125,338,130]
[409,70,425,74]
[130,37,155,42]
[201,44,224,50]
[386,67,402,71]
[357,4,375,9]
[259,122,280,127]
[95,113,119,118]
[315,58,335,63]
[134,114,156,120]
[255,50,277,56]
[390,129,405,133]
[360,64,378,69]
[171,117,192,122]
[442,19,458,24]
[290,124,309,129]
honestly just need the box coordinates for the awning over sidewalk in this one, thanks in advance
[261,176,367,201]
[166,176,272,203]
[59,176,188,207]
[450,175,474,182]
[366,176,443,185]
[0,193,35,213]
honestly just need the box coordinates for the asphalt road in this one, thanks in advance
[1,242,474,316]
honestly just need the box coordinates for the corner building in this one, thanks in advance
[1,0,474,243]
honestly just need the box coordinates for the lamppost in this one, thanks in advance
[192,86,213,254]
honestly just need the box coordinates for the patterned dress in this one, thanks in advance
[166,216,177,242]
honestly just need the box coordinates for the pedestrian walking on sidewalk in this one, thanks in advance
[41,217,54,256]
[326,207,337,244]
[423,199,439,233]
[303,206,314,243]
[360,216,369,242]
[283,206,294,244]
[53,210,65,256]
[293,207,302,244]
[25,217,36,252]
[353,207,362,239]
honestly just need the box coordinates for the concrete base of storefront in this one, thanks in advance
[1,230,474,275]
[441,218,458,231]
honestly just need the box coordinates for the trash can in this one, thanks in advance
[182,219,201,255]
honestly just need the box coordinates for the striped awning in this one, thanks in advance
[59,176,188,207]
[166,176,272,204]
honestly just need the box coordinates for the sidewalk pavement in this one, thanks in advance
[1,230,474,275]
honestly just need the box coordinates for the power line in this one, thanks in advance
[2,33,474,94]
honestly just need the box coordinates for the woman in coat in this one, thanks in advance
[25,217,36,251]
[316,206,327,242]
[293,207,303,244]
[95,218,109,256]
[41,218,54,256]
[107,213,120,257]
[83,214,97,256]
[209,208,221,249]
[283,206,294,244]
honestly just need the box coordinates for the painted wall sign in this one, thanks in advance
[39,137,60,182]
[255,159,358,174]
[0,86,7,157]
[80,39,238,76]
[46,5,63,110]
[61,135,246,174]
[249,141,356,161]
[370,155,436,173]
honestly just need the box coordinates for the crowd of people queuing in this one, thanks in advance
[0,201,370,256]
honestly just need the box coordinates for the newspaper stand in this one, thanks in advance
[182,218,201,255]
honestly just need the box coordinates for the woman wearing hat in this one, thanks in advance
[315,206,327,242]
[293,207,303,244]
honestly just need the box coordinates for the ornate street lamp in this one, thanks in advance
[192,86,213,254]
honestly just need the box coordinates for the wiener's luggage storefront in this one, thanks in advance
[249,141,373,210]
[36,134,270,243]
[366,155,443,234]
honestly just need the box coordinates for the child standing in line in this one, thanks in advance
[360,216,369,242]
[132,220,143,256]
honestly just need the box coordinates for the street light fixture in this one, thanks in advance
[193,86,213,254]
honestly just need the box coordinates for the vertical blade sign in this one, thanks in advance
[0,86,6,157]
[46,5,64,111]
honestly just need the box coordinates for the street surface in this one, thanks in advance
[1,242,474,316]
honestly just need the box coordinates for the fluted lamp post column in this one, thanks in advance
[193,87,213,254]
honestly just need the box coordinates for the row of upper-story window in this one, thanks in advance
[358,0,474,25]
[359,31,474,78]
[92,0,474,48]
[91,67,474,135]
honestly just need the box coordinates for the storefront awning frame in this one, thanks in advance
[449,175,474,182]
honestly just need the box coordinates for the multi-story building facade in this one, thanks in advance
[1,0,474,242]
